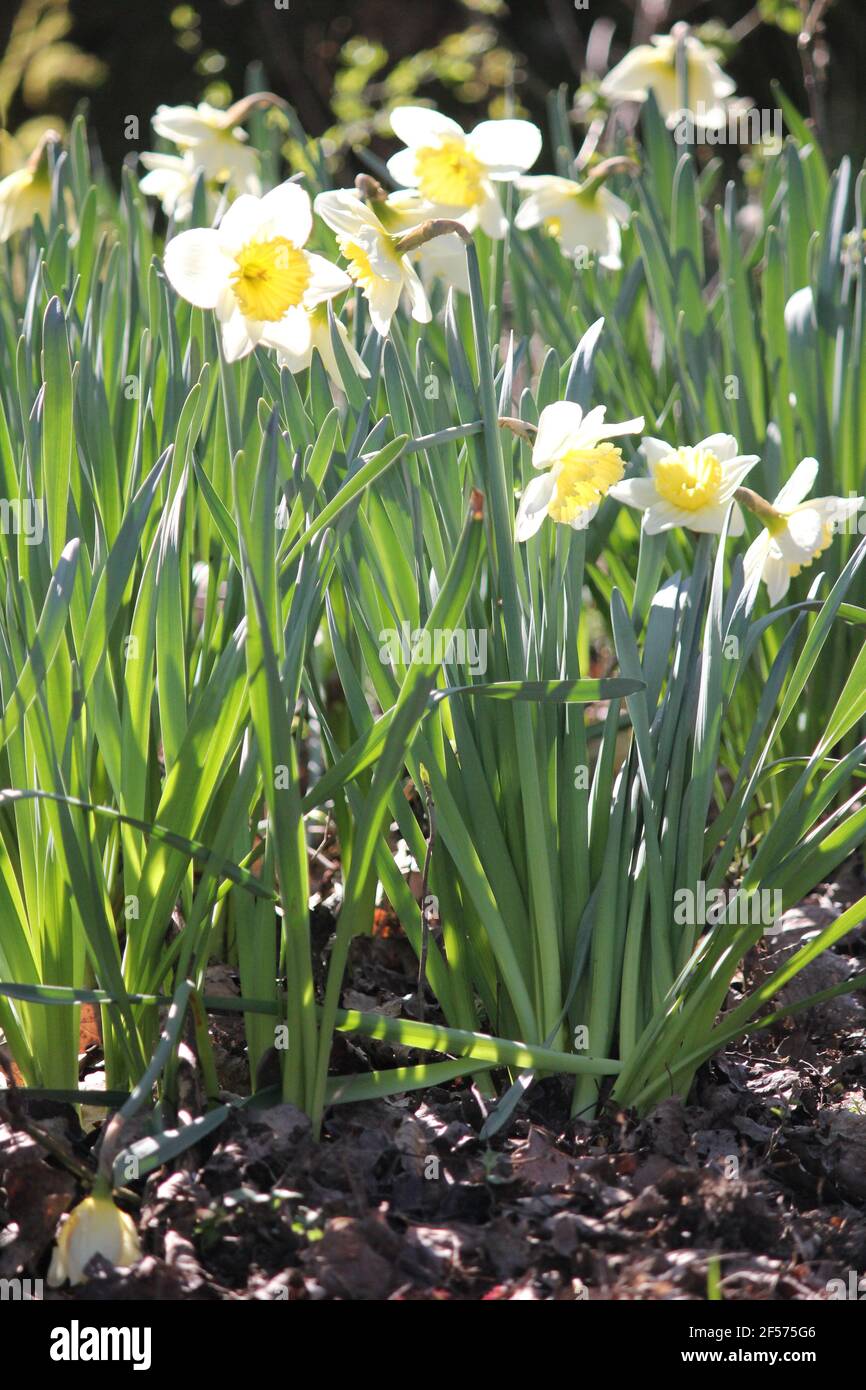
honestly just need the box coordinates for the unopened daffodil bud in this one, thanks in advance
[48,1187,141,1287]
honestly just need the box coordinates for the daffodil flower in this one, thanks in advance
[600,31,735,131]
[741,458,863,605]
[163,181,352,363]
[314,189,431,335]
[515,174,630,269]
[48,1189,141,1287]
[139,150,212,222]
[274,302,371,391]
[515,401,645,541]
[152,100,260,191]
[385,106,542,239]
[0,130,59,242]
[610,434,759,535]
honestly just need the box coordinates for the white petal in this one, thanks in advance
[515,174,577,194]
[777,506,824,561]
[515,472,557,541]
[257,180,313,246]
[609,477,658,510]
[763,552,792,606]
[261,306,313,357]
[514,193,545,231]
[402,258,432,323]
[599,414,645,440]
[467,119,542,178]
[390,106,465,149]
[718,454,760,495]
[642,499,729,535]
[354,224,402,282]
[727,501,745,537]
[774,456,819,509]
[140,151,187,174]
[597,243,623,273]
[221,309,260,362]
[743,529,772,585]
[163,228,229,308]
[217,193,269,252]
[697,432,739,461]
[554,202,622,267]
[600,49,656,101]
[214,284,237,323]
[304,252,352,306]
[139,158,196,218]
[274,341,310,374]
[414,233,470,294]
[384,189,436,224]
[314,190,378,237]
[533,401,584,468]
[315,316,371,384]
[152,104,214,144]
[386,148,422,189]
[811,494,863,528]
[642,438,675,472]
[599,189,631,225]
[366,278,402,336]
[576,405,608,442]
[569,502,600,531]
[475,185,508,239]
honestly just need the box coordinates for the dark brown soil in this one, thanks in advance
[3,863,866,1302]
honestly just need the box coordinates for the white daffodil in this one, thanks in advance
[742,457,863,605]
[48,1190,141,1287]
[163,180,352,363]
[515,400,645,541]
[600,31,736,131]
[152,100,261,191]
[515,174,630,269]
[274,302,370,391]
[314,189,431,335]
[382,189,470,294]
[139,150,213,221]
[386,106,542,239]
[610,434,759,535]
[0,130,59,242]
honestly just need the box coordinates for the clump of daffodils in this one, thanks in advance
[163,180,351,363]
[739,459,863,605]
[515,160,634,270]
[386,106,542,239]
[0,130,60,243]
[515,401,645,540]
[611,434,759,534]
[600,27,736,131]
[314,187,432,335]
[48,1187,141,1287]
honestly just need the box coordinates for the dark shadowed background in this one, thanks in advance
[1,0,864,175]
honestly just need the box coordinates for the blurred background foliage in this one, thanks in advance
[0,0,864,176]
